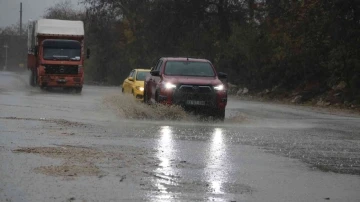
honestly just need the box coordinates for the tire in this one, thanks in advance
[29,70,36,87]
[143,90,147,103]
[144,89,151,104]
[121,87,124,93]
[214,109,225,121]
[155,91,159,103]
[75,87,82,94]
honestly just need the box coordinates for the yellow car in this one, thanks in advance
[122,69,150,100]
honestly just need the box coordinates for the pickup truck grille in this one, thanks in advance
[173,85,216,106]
[178,85,213,93]
[44,65,78,75]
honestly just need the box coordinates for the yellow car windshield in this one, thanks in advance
[136,71,148,81]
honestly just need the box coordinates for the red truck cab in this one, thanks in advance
[27,19,89,93]
[144,57,228,120]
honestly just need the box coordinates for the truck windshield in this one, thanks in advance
[164,61,215,77]
[43,39,81,61]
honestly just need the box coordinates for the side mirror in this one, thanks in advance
[218,72,227,79]
[86,48,90,59]
[128,77,134,81]
[34,46,38,56]
[150,70,160,76]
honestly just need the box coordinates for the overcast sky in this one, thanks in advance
[0,0,82,28]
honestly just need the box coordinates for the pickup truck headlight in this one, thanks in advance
[164,82,176,89]
[214,84,225,91]
[136,86,144,91]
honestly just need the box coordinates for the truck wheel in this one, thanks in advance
[76,87,82,94]
[121,87,124,93]
[29,70,36,87]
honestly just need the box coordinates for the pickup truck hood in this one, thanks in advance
[163,75,222,86]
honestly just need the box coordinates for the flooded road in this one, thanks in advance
[1,71,360,202]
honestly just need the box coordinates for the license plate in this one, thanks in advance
[186,100,205,106]
[57,79,67,83]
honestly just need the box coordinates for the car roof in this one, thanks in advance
[161,57,211,63]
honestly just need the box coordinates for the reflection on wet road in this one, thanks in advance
[153,126,176,199]
[158,126,175,169]
[206,128,227,195]
[1,71,360,202]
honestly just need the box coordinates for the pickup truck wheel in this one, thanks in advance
[214,109,225,121]
[144,89,151,104]
[155,91,159,103]
[143,90,147,103]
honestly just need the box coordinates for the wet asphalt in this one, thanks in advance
[0,71,360,202]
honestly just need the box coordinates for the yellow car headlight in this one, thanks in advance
[136,86,144,91]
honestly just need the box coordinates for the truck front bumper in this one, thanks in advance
[39,75,83,87]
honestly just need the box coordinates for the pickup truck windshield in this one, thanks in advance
[43,39,81,61]
[164,61,215,77]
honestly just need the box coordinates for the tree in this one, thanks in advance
[43,0,84,20]
[41,0,360,103]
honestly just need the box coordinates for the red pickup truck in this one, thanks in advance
[144,57,228,120]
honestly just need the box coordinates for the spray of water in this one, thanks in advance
[104,94,189,121]
[104,93,251,125]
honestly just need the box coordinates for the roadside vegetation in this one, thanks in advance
[1,0,359,109]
